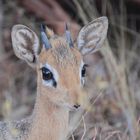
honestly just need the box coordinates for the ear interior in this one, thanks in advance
[77,17,108,55]
[11,25,39,67]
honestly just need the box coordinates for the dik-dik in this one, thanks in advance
[0,17,108,140]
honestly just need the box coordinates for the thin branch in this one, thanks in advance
[81,116,86,140]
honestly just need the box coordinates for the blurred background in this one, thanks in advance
[0,0,140,139]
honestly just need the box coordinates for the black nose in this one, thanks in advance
[73,104,80,109]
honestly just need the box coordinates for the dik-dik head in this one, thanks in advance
[11,17,108,110]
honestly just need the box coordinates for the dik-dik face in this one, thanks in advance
[11,17,108,110]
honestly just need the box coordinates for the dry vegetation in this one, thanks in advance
[0,0,140,140]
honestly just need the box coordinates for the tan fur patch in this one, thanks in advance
[39,36,81,68]
[38,36,83,106]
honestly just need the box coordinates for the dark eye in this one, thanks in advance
[81,64,87,77]
[42,67,53,81]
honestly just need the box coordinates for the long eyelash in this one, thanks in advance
[39,67,43,70]
[39,66,46,70]
[84,64,89,67]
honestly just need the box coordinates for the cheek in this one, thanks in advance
[40,86,69,104]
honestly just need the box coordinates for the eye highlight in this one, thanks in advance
[42,67,53,81]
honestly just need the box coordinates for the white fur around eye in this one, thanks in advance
[42,80,54,87]
[41,63,59,87]
[45,63,59,81]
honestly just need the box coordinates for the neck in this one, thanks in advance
[27,92,69,140]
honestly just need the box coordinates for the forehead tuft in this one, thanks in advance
[40,36,81,67]
[51,37,74,63]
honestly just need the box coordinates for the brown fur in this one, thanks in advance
[8,17,108,140]
[38,36,83,106]
[27,36,85,140]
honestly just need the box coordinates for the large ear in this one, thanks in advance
[11,24,39,67]
[77,17,108,55]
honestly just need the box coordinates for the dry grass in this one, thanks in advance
[70,0,140,140]
[0,0,140,140]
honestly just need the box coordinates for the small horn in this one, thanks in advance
[40,24,51,49]
[65,23,73,48]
